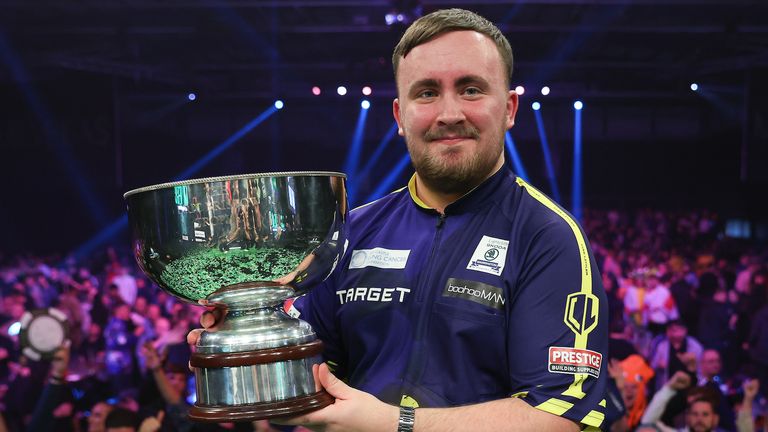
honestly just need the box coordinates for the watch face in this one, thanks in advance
[19,308,68,361]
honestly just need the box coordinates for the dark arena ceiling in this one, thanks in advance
[1,0,767,253]
[2,0,766,98]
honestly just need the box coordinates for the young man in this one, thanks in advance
[195,8,608,432]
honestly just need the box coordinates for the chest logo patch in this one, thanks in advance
[443,278,505,310]
[348,248,410,270]
[466,235,509,276]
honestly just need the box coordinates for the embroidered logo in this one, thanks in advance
[348,248,410,270]
[548,347,602,378]
[443,278,505,310]
[467,236,509,276]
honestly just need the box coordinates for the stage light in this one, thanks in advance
[187,93,197,101]
[362,86,372,96]
[312,86,321,96]
[574,100,583,110]
[385,13,396,25]
[274,100,284,109]
[532,102,541,111]
[8,321,20,336]
[690,83,699,91]
[361,100,371,109]
[337,86,347,96]
[541,86,550,96]
[515,86,525,95]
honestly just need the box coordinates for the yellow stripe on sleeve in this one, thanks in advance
[535,398,574,416]
[581,410,605,428]
[515,178,598,400]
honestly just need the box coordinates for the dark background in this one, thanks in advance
[1,0,767,255]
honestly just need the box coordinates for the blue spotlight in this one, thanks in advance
[71,103,282,258]
[504,132,529,182]
[343,103,371,205]
[690,83,699,91]
[175,104,279,181]
[71,215,129,260]
[574,100,583,110]
[274,100,284,109]
[361,100,371,110]
[358,122,399,179]
[532,102,541,111]
[572,102,583,222]
[0,32,108,225]
[188,92,197,101]
[365,153,412,203]
[532,107,562,203]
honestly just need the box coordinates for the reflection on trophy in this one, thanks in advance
[124,172,347,422]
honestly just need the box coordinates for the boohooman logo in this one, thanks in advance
[563,292,599,337]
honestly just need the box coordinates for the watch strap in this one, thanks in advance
[397,406,416,432]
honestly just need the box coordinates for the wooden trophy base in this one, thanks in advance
[189,390,335,422]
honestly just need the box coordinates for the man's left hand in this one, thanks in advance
[274,363,398,432]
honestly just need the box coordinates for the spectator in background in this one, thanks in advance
[641,369,723,432]
[610,354,655,431]
[747,298,768,386]
[696,272,736,366]
[697,349,736,431]
[646,270,680,336]
[104,302,137,394]
[111,265,138,306]
[649,320,703,392]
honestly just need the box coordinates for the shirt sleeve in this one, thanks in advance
[507,217,609,430]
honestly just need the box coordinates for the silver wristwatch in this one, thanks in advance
[397,406,416,432]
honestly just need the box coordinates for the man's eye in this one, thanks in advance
[464,87,482,96]
[418,90,437,98]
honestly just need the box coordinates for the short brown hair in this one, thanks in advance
[392,8,513,88]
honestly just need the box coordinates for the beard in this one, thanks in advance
[407,123,504,196]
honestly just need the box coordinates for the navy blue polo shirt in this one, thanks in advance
[292,167,608,429]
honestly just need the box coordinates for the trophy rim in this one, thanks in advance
[123,171,347,199]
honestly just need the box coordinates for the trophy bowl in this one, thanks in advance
[124,171,347,422]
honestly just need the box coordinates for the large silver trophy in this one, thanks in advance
[124,172,347,422]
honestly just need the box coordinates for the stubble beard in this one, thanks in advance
[407,125,505,196]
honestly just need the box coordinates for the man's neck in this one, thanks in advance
[413,158,504,214]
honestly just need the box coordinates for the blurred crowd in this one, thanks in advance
[0,208,764,431]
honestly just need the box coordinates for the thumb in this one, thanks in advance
[318,362,354,400]
[156,410,165,424]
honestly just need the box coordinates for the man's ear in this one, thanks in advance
[393,98,404,136]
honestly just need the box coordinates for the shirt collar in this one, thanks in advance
[406,166,513,214]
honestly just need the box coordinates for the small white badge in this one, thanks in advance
[348,248,410,270]
[467,235,509,276]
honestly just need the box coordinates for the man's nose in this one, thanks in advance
[436,95,466,125]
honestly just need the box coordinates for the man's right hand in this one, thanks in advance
[186,300,227,346]
[667,370,691,390]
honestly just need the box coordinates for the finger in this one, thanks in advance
[156,410,165,424]
[200,309,225,329]
[318,363,352,399]
[313,363,322,393]
[187,328,204,346]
